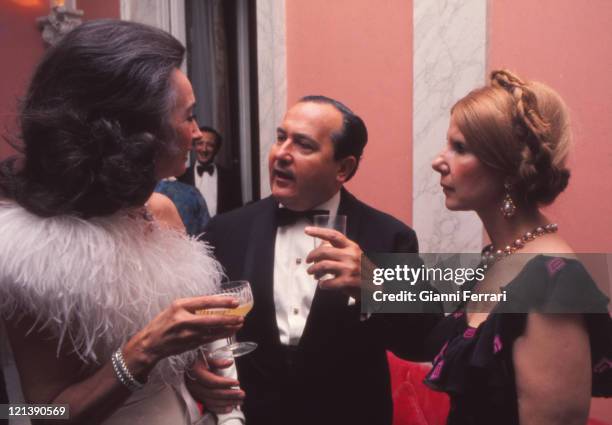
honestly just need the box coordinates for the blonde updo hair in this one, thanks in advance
[451,69,571,207]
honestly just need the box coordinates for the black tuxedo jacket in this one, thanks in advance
[202,189,441,425]
[178,163,242,214]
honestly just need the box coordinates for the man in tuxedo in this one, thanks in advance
[187,96,440,425]
[178,126,242,216]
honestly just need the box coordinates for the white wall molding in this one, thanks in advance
[120,0,187,73]
[413,0,487,252]
[256,0,287,197]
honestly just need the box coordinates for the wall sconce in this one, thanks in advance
[37,0,84,46]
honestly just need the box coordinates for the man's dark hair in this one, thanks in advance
[0,19,185,218]
[198,126,223,151]
[299,95,368,180]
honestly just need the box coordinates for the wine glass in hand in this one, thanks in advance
[196,280,257,360]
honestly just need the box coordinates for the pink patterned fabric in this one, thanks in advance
[463,328,476,338]
[594,357,612,374]
[493,335,503,354]
[546,257,566,277]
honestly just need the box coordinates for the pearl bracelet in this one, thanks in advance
[111,348,145,392]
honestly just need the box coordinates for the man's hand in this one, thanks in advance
[304,226,366,300]
[185,356,245,414]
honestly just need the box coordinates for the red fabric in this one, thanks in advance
[387,352,450,425]
[588,419,612,425]
[387,352,611,425]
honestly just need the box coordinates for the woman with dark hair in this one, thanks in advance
[0,20,243,424]
[428,69,611,425]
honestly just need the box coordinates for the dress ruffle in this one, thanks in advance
[424,256,612,424]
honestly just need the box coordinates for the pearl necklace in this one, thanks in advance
[482,223,558,266]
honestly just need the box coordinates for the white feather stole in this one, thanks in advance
[0,201,224,383]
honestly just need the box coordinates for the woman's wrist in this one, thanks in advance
[120,333,158,382]
[111,348,146,391]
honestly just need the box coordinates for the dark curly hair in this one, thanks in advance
[452,69,571,207]
[0,19,185,218]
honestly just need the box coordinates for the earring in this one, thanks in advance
[501,182,516,218]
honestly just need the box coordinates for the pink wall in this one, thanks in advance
[0,0,47,160]
[79,0,119,20]
[0,0,119,161]
[286,0,413,225]
[489,1,612,421]
[77,0,120,20]
[488,0,612,252]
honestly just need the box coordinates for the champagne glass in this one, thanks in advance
[196,280,257,360]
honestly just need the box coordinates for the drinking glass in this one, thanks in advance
[313,214,347,235]
[313,214,347,281]
[196,280,257,360]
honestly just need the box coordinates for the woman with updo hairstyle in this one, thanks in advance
[0,20,244,424]
[428,70,611,425]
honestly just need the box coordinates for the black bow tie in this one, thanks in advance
[197,163,214,176]
[276,208,329,226]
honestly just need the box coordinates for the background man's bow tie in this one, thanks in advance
[197,163,214,176]
[276,208,329,226]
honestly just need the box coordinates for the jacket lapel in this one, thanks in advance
[242,197,281,346]
[338,188,362,243]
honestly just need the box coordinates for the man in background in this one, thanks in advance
[179,126,242,216]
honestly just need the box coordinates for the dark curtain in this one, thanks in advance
[187,0,233,168]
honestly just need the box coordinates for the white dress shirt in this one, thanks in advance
[194,163,218,217]
[273,191,341,346]
[205,190,342,424]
